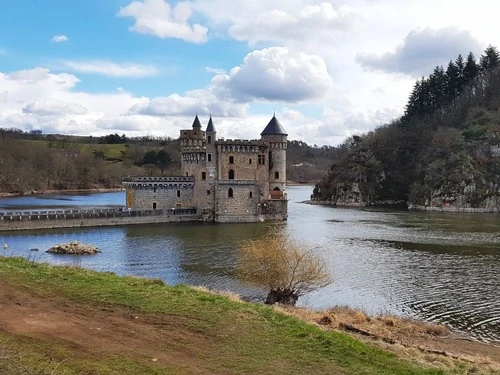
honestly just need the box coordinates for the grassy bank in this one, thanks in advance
[0,257,472,374]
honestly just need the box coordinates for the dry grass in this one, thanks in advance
[273,305,500,374]
[191,285,243,303]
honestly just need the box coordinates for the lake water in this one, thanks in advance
[1,186,499,342]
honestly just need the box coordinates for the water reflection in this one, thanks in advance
[1,186,500,342]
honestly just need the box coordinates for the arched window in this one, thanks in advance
[229,169,235,180]
[228,188,234,198]
[249,191,253,198]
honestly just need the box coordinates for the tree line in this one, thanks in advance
[313,45,500,207]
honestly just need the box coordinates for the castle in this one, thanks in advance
[122,115,288,223]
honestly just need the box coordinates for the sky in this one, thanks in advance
[0,0,498,146]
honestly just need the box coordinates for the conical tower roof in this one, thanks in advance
[192,114,202,129]
[206,116,216,132]
[261,115,287,136]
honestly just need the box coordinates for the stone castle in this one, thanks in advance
[122,115,288,222]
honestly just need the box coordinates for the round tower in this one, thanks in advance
[260,115,287,198]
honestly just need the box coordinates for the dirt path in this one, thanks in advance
[1,282,500,373]
[0,283,217,374]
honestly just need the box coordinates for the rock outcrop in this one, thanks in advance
[46,241,100,255]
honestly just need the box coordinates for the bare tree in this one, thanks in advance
[238,228,332,306]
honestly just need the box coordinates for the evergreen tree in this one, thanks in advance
[464,52,479,82]
[455,54,466,93]
[480,45,500,70]
[445,60,460,106]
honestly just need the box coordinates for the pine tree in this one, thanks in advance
[464,52,479,82]
[480,45,500,70]
[445,60,459,106]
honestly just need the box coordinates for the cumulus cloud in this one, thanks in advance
[228,2,358,46]
[23,99,88,117]
[129,90,247,118]
[356,27,483,76]
[131,47,332,119]
[216,47,333,102]
[118,0,208,43]
[61,60,159,77]
[52,35,68,43]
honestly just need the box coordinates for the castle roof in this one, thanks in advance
[206,116,216,132]
[192,115,202,129]
[260,115,287,136]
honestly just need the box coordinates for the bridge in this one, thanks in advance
[0,207,198,231]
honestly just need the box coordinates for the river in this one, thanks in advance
[1,186,499,342]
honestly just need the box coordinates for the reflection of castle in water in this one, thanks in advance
[123,115,288,223]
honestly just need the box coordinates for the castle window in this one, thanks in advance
[249,191,253,198]
[228,188,234,198]
[207,135,212,144]
[153,202,157,210]
[249,158,252,164]
[229,156,234,164]
[229,169,235,180]
[177,190,181,197]
[207,190,211,195]
[153,187,156,193]
[202,172,206,180]
[275,171,279,179]
[207,153,212,162]
[258,155,265,165]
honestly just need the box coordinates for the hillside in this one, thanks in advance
[2,256,497,374]
[313,46,500,211]
[0,130,331,195]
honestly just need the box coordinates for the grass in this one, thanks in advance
[0,256,455,374]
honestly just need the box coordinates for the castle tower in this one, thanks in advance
[205,116,217,179]
[260,115,287,199]
[180,115,206,177]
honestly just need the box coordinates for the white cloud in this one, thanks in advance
[52,35,68,43]
[23,99,88,117]
[356,27,483,76]
[228,2,359,46]
[61,60,159,77]
[118,0,208,43]
[214,47,333,102]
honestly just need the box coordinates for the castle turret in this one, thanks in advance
[192,114,202,129]
[261,115,287,199]
[180,115,206,177]
[205,116,217,179]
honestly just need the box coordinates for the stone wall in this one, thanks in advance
[215,181,260,223]
[259,199,288,221]
[123,177,195,210]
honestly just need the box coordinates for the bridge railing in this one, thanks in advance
[0,207,197,222]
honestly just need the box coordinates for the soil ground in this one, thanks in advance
[1,281,500,374]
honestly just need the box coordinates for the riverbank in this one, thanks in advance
[307,199,500,213]
[0,187,125,198]
[0,256,498,374]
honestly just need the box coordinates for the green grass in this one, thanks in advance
[0,256,449,375]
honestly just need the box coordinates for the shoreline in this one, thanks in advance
[0,187,125,198]
[306,199,500,213]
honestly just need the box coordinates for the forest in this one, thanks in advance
[0,127,334,195]
[313,46,500,209]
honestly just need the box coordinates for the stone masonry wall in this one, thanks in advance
[215,181,260,223]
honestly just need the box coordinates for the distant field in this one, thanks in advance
[18,139,128,160]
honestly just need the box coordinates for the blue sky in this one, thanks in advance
[0,0,498,145]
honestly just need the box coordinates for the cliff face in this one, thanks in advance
[313,119,500,211]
